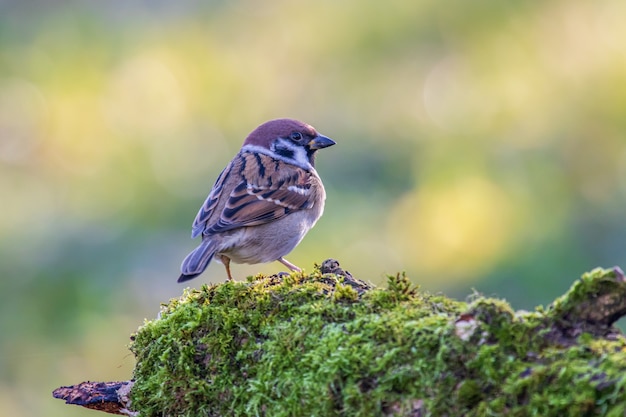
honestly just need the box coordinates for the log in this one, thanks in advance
[53,260,626,416]
[53,381,136,416]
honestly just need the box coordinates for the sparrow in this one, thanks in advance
[178,118,336,282]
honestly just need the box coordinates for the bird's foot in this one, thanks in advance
[277,257,302,272]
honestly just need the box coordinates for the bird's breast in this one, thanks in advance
[216,206,324,265]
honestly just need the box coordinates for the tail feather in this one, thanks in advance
[178,240,216,283]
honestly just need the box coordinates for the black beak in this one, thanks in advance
[309,134,336,150]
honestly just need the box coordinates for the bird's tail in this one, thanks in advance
[178,239,217,283]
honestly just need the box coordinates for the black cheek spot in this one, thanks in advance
[276,148,294,159]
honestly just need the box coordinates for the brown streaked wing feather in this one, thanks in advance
[191,161,235,238]
[204,152,316,235]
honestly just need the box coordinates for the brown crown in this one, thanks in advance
[243,119,318,147]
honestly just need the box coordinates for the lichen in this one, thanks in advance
[129,265,626,416]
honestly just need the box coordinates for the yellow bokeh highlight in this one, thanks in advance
[102,50,187,138]
[388,176,519,282]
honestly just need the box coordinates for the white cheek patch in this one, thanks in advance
[243,139,313,171]
[288,145,310,168]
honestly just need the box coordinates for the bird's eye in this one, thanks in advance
[290,132,303,141]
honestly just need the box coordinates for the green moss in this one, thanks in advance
[129,266,626,416]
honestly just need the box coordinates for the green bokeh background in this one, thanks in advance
[1,1,626,416]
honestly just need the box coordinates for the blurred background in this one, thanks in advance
[1,0,626,415]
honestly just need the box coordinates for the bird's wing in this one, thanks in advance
[190,162,234,238]
[203,152,317,235]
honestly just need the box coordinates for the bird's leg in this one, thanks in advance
[219,255,234,281]
[277,257,302,273]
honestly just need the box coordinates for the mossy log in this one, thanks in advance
[53,260,626,416]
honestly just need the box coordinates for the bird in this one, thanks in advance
[178,118,336,283]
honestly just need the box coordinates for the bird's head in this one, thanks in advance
[243,118,335,169]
